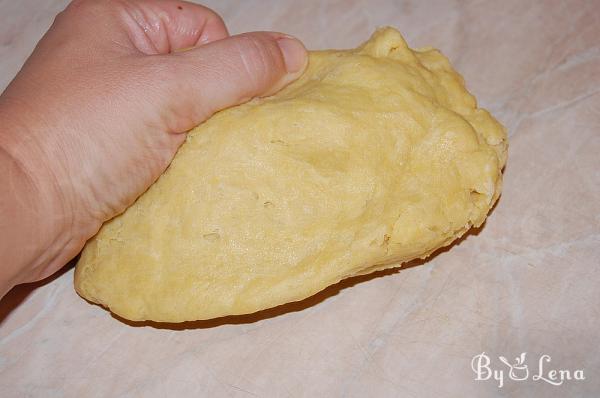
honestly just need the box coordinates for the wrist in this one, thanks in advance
[0,102,83,291]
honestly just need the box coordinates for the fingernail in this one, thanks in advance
[174,46,195,53]
[277,36,307,74]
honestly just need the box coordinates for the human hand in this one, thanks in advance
[0,0,307,294]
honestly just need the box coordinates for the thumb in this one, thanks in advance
[153,32,308,132]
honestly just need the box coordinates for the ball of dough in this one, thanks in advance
[75,27,507,322]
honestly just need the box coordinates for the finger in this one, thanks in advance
[51,0,228,56]
[151,31,308,132]
[117,0,230,54]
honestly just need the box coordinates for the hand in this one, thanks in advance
[0,0,308,295]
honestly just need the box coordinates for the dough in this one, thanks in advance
[75,27,507,322]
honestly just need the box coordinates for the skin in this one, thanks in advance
[0,0,308,297]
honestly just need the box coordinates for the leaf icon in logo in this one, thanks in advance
[499,352,529,381]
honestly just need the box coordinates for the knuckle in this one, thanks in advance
[61,0,101,22]
[197,4,225,24]
[141,57,210,125]
[64,0,118,17]
[235,34,283,89]
[65,0,94,12]
[67,0,87,8]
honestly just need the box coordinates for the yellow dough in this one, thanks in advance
[75,28,507,322]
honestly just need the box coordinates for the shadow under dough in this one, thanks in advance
[0,199,497,330]
[0,256,78,326]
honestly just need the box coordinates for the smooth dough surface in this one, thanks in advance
[75,28,508,322]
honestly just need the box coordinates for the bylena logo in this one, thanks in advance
[471,352,585,388]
